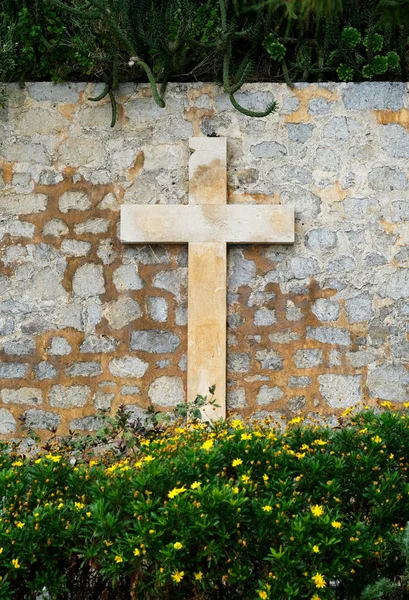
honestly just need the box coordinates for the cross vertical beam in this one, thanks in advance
[188,138,227,419]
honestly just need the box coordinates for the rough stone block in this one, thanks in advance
[255,349,283,370]
[147,297,168,323]
[291,257,319,279]
[35,362,57,380]
[379,269,409,300]
[61,240,91,257]
[1,387,43,405]
[132,328,181,354]
[113,265,143,292]
[250,141,287,158]
[254,307,276,326]
[47,337,72,356]
[288,396,306,412]
[24,409,61,431]
[74,219,109,235]
[347,350,376,368]
[103,297,141,329]
[368,167,407,191]
[307,327,350,346]
[312,299,340,322]
[0,363,28,378]
[109,356,149,378]
[70,416,103,431]
[345,293,373,323]
[59,191,91,213]
[319,374,362,408]
[120,385,141,396]
[367,363,409,402]
[0,409,16,434]
[328,255,356,273]
[227,388,247,409]
[43,219,69,236]
[227,352,250,373]
[256,385,284,404]
[94,391,114,410]
[80,334,118,354]
[65,362,102,377]
[288,376,312,388]
[4,336,35,356]
[73,264,105,298]
[287,124,313,143]
[153,268,187,301]
[148,376,184,406]
[228,250,256,291]
[50,385,90,408]
[342,82,405,110]
[0,193,47,215]
[305,229,337,251]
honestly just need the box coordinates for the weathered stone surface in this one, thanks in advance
[50,385,90,408]
[59,191,91,213]
[347,350,376,368]
[80,334,118,353]
[291,257,319,279]
[120,385,141,396]
[307,327,350,346]
[0,193,48,215]
[4,336,35,356]
[109,356,149,378]
[342,82,405,110]
[24,409,61,431]
[379,270,409,300]
[312,299,340,322]
[250,141,287,158]
[47,337,72,356]
[130,330,180,353]
[103,297,141,329]
[148,376,184,406]
[319,374,362,408]
[30,267,67,300]
[367,364,409,402]
[256,385,284,404]
[227,352,250,373]
[345,293,373,323]
[61,240,91,256]
[94,391,114,410]
[287,124,313,143]
[113,265,143,292]
[368,167,407,191]
[328,255,356,273]
[152,268,187,300]
[0,409,16,434]
[255,349,283,370]
[43,219,69,236]
[254,307,276,326]
[0,362,28,378]
[227,388,247,409]
[305,229,337,251]
[1,387,43,405]
[228,250,256,290]
[380,124,409,158]
[147,297,168,322]
[35,361,57,380]
[65,362,102,377]
[72,264,105,298]
[288,376,312,388]
[74,219,109,235]
[70,416,103,431]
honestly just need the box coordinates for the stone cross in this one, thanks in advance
[121,137,295,419]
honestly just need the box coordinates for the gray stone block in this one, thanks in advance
[94,391,114,410]
[345,293,373,323]
[147,297,168,323]
[347,350,376,368]
[35,362,57,380]
[324,117,350,140]
[59,191,91,213]
[228,352,251,373]
[28,82,85,103]
[254,307,276,326]
[109,356,149,378]
[319,374,362,407]
[0,362,28,378]
[74,219,109,235]
[153,268,187,300]
[80,334,118,354]
[379,269,409,299]
[344,197,379,221]
[1,387,43,405]
[255,349,283,370]
[309,98,333,114]
[250,141,287,158]
[103,297,141,329]
[312,299,340,322]
[0,193,48,215]
[342,82,405,110]
[29,267,67,301]
[227,388,247,409]
[380,124,409,159]
[256,385,284,405]
[287,123,314,143]
[73,264,105,298]
[50,385,90,408]
[328,255,356,273]
[70,416,103,431]
[4,336,35,356]
[65,362,102,377]
[291,257,319,279]
[175,304,187,326]
[367,363,409,402]
[369,167,407,191]
[24,409,61,431]
[148,376,184,406]
[0,409,16,434]
[130,330,180,353]
[228,249,256,291]
[307,327,350,346]
[43,219,69,236]
[288,395,306,412]
[120,385,141,396]
[47,337,72,356]
[288,376,312,388]
[305,229,337,251]
[61,239,91,257]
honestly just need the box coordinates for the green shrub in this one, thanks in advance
[1,407,409,598]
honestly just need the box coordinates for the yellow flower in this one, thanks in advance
[168,486,187,499]
[34,458,42,464]
[371,435,382,444]
[57,503,64,510]
[171,570,184,583]
[191,481,201,489]
[15,521,25,529]
[74,502,85,510]
[289,416,303,425]
[259,592,268,599]
[241,474,250,484]
[314,439,328,446]
[201,439,214,451]
[232,487,239,494]
[89,460,98,467]
[262,505,272,512]
[311,505,324,517]
[133,548,140,556]
[12,461,23,467]
[232,458,243,467]
[12,559,20,569]
[311,595,321,600]
[104,540,113,547]
[331,521,342,529]
[0,548,3,554]
[173,542,183,550]
[263,474,269,482]
[144,455,155,462]
[86,512,91,517]
[241,433,252,441]
[312,545,320,553]
[194,571,203,581]
[135,461,143,468]
[231,419,244,430]
[311,573,326,589]
[114,556,123,564]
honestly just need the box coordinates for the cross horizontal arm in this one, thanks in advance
[120,205,294,244]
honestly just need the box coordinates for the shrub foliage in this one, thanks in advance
[2,407,409,598]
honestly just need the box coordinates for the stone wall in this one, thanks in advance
[1,81,409,437]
